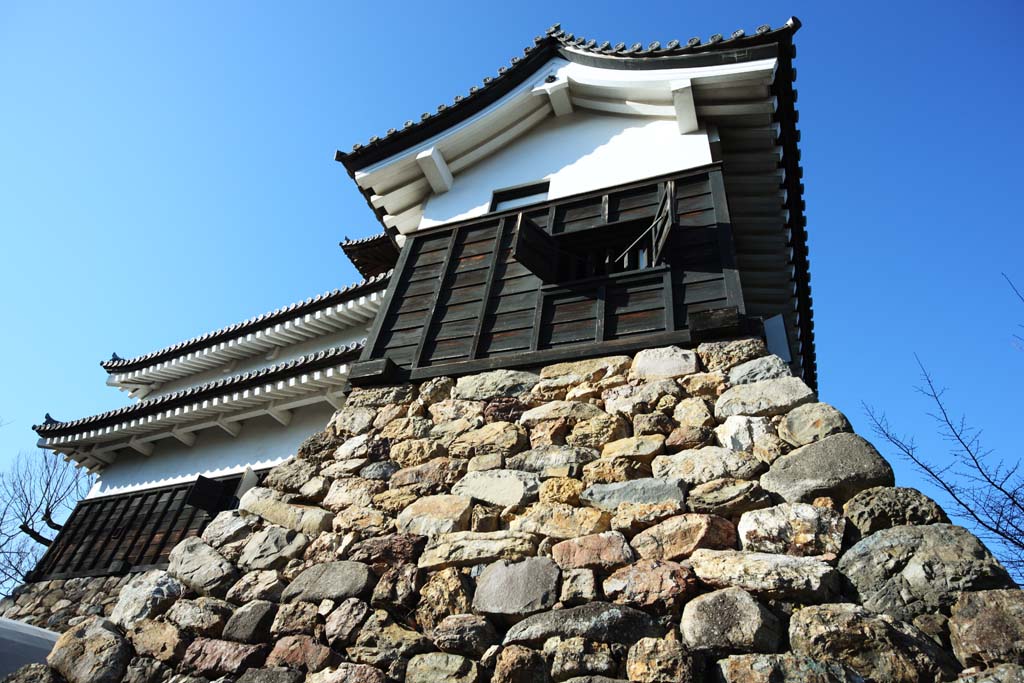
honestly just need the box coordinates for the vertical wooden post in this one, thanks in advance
[469,218,507,360]
[412,228,459,369]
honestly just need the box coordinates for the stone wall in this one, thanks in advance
[6,339,1024,683]
[0,574,130,632]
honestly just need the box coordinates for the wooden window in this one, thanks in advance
[490,180,549,213]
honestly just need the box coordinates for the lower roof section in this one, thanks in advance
[36,343,361,473]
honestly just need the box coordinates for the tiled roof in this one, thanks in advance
[336,18,800,173]
[101,273,390,374]
[37,342,365,438]
[340,232,400,279]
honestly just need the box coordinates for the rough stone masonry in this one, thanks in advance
[4,339,1023,683]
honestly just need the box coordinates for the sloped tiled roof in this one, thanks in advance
[336,18,801,173]
[340,233,400,279]
[38,341,365,438]
[101,273,389,374]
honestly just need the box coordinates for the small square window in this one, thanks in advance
[490,180,550,213]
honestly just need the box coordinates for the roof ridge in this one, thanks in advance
[38,341,365,436]
[101,272,390,373]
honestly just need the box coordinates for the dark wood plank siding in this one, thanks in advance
[361,165,745,380]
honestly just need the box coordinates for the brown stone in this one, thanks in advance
[181,638,266,677]
[611,500,686,536]
[390,458,468,494]
[630,513,737,561]
[429,399,486,424]
[265,634,339,672]
[627,637,699,683]
[552,531,636,571]
[306,663,388,683]
[378,416,434,441]
[508,502,611,540]
[696,337,767,373]
[347,534,426,573]
[128,618,191,663]
[539,477,584,505]
[492,644,551,683]
[325,598,371,648]
[679,371,727,399]
[566,414,630,450]
[226,570,286,604]
[665,424,714,451]
[271,601,318,637]
[687,478,772,519]
[450,421,529,459]
[633,412,676,436]
[582,455,652,485]
[391,439,448,468]
[604,559,698,612]
[529,418,571,447]
[950,589,1024,669]
[416,567,473,633]
[322,477,386,512]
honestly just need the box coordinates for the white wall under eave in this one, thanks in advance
[86,403,334,499]
[419,110,713,229]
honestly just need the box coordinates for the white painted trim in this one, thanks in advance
[415,147,454,194]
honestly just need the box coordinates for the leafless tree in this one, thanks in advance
[0,449,94,594]
[865,274,1024,579]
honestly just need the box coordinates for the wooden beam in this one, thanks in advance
[671,79,698,134]
[216,419,241,438]
[266,407,293,426]
[128,438,154,457]
[170,429,197,447]
[415,147,453,195]
[533,77,573,116]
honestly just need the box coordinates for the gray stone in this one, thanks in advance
[580,478,687,511]
[226,569,286,603]
[715,377,817,418]
[728,355,791,385]
[122,658,173,683]
[950,589,1024,669]
[307,663,389,683]
[282,561,376,602]
[759,433,894,503]
[716,654,866,683]
[202,510,257,550]
[2,664,64,683]
[332,406,377,435]
[957,664,1024,683]
[236,669,305,683]
[626,638,699,683]
[560,568,598,605]
[681,587,782,653]
[472,557,560,620]
[47,617,131,683]
[789,603,959,683]
[406,652,479,683]
[687,478,772,519]
[552,531,635,571]
[629,346,700,381]
[453,370,539,401]
[419,531,540,570]
[238,486,334,535]
[689,549,839,602]
[839,523,1014,622]
[652,446,766,485]
[165,597,234,638]
[238,526,308,570]
[715,416,773,453]
[360,460,400,480]
[548,637,618,680]
[451,469,541,507]
[432,614,499,658]
[737,503,845,556]
[110,569,184,629]
[503,601,665,645]
[168,537,239,598]
[222,600,277,644]
[346,384,415,407]
[519,400,609,428]
[181,637,267,677]
[265,458,319,493]
[697,338,768,373]
[506,445,600,478]
[843,486,949,540]
[778,402,851,446]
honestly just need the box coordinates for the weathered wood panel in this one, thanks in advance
[356,164,748,383]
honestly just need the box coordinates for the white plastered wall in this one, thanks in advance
[86,404,333,499]
[420,110,712,228]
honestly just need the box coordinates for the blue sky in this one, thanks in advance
[1,1,1022,527]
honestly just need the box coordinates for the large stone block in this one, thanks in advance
[281,561,376,602]
[472,557,560,621]
[759,434,894,504]
[47,617,131,683]
[715,377,816,418]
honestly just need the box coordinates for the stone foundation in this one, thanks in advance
[6,339,1023,683]
[0,574,130,632]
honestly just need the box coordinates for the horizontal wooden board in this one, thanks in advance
[485,309,535,333]
[608,308,666,337]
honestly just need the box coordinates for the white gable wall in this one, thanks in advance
[420,110,712,228]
